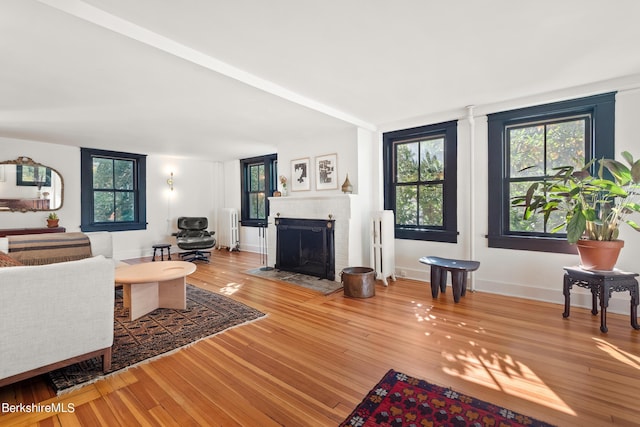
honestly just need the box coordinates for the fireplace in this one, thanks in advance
[274,217,335,280]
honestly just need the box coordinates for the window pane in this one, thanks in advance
[508,180,569,234]
[114,159,134,190]
[418,184,443,226]
[249,193,266,220]
[420,138,444,181]
[249,164,265,192]
[396,142,418,183]
[257,193,265,219]
[509,125,544,178]
[94,191,114,222]
[258,165,265,191]
[546,119,586,170]
[509,181,544,232]
[115,192,135,222]
[93,158,113,189]
[395,185,417,225]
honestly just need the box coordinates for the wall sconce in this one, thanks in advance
[167,172,174,191]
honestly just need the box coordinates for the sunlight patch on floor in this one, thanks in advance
[221,282,242,295]
[593,337,640,370]
[441,346,577,416]
[410,301,576,416]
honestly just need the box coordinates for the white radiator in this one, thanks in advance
[370,210,396,286]
[217,208,239,251]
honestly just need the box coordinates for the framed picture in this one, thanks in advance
[291,157,310,191]
[315,153,338,190]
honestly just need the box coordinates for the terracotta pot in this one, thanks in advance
[576,239,624,271]
[46,218,59,228]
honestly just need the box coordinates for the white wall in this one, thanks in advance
[0,138,221,260]
[381,80,640,315]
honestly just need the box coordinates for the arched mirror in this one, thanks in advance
[0,157,64,212]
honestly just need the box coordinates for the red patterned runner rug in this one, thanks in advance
[340,369,556,427]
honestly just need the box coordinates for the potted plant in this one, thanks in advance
[47,212,59,228]
[512,151,640,270]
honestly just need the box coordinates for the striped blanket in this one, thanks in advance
[8,233,92,266]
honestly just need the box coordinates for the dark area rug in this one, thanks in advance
[340,369,556,427]
[48,284,266,394]
[246,268,343,295]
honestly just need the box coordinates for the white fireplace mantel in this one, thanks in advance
[267,194,362,281]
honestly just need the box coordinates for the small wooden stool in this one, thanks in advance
[152,243,172,261]
[563,266,640,333]
[419,256,480,303]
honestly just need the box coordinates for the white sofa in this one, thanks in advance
[0,232,116,387]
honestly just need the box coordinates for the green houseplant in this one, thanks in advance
[512,151,640,270]
[46,212,59,228]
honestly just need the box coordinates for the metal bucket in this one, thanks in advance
[341,267,376,298]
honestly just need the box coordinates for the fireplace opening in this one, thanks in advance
[275,217,335,280]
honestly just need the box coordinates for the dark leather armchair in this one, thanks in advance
[175,217,216,263]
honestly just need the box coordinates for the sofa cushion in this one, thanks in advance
[0,251,23,267]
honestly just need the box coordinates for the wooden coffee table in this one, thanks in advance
[115,261,197,320]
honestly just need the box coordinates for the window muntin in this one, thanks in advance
[383,121,457,243]
[394,136,445,228]
[487,92,615,253]
[81,148,146,232]
[240,154,277,227]
[507,115,590,235]
[247,162,266,220]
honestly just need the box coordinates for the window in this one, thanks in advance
[383,121,458,242]
[240,154,277,227]
[487,92,615,253]
[80,148,147,232]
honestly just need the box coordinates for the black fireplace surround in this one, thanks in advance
[275,217,335,280]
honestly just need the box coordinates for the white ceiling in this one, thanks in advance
[2,0,640,161]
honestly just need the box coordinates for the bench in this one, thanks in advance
[419,256,480,303]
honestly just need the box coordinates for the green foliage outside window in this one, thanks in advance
[92,157,135,222]
[248,163,266,220]
[508,117,587,234]
[395,138,444,228]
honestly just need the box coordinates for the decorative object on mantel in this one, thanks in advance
[341,173,353,193]
[46,212,59,228]
[279,175,288,196]
[291,158,310,191]
[315,153,338,190]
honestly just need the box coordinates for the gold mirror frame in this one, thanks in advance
[0,157,64,212]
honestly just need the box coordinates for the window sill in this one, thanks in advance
[487,235,578,254]
[395,228,458,243]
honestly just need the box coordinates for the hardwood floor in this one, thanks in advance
[1,250,639,426]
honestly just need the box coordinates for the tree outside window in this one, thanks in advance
[487,92,615,253]
[383,121,457,242]
[81,148,146,232]
[240,154,277,227]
